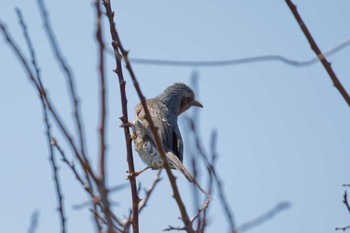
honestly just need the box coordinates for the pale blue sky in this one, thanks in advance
[1,1,350,232]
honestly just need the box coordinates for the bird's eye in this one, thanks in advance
[180,97,189,107]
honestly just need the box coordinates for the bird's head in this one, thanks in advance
[157,83,203,116]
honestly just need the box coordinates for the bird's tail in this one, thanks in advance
[166,152,211,198]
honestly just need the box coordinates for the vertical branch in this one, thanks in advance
[285,0,350,107]
[101,1,140,232]
[1,11,102,232]
[36,0,96,197]
[15,9,66,233]
[102,1,194,231]
[237,202,290,232]
[95,0,114,232]
[199,131,217,233]
[96,0,107,185]
[188,117,237,232]
[28,210,40,233]
[36,0,88,157]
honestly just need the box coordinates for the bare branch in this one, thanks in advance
[36,0,89,159]
[163,225,186,232]
[187,117,236,231]
[51,139,89,192]
[96,0,107,182]
[286,0,350,107]
[36,2,98,209]
[163,199,210,231]
[28,210,39,233]
[15,9,66,233]
[237,202,291,232]
[336,226,350,231]
[343,191,350,215]
[51,139,103,231]
[94,0,114,231]
[139,170,162,212]
[107,37,350,67]
[101,1,140,232]
[102,1,195,231]
[90,209,123,233]
[190,199,210,223]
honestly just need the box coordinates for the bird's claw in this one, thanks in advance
[120,122,134,128]
[125,170,140,180]
[130,133,137,140]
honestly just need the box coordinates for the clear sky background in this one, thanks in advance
[1,0,350,233]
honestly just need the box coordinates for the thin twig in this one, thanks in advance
[343,191,350,215]
[37,0,90,164]
[336,226,350,231]
[199,130,217,233]
[237,202,291,232]
[191,158,201,230]
[101,1,140,232]
[27,210,40,233]
[102,1,195,231]
[15,9,66,233]
[90,209,123,232]
[96,0,107,181]
[107,37,350,67]
[121,171,163,232]
[190,199,210,223]
[51,139,88,192]
[187,118,236,232]
[0,13,126,232]
[36,2,98,215]
[52,139,124,228]
[0,19,98,182]
[286,0,350,107]
[95,0,114,232]
[139,170,162,212]
[52,139,103,231]
[35,2,107,229]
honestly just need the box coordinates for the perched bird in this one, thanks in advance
[131,83,208,195]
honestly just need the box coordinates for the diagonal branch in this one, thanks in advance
[139,170,162,213]
[237,202,291,232]
[0,15,98,184]
[15,9,66,233]
[101,1,140,232]
[52,138,124,229]
[163,199,210,232]
[95,0,114,232]
[285,0,350,107]
[343,191,350,214]
[36,0,89,159]
[36,1,97,202]
[102,1,195,232]
[107,37,350,68]
[27,210,40,233]
[187,118,236,232]
[0,15,106,228]
[335,226,350,231]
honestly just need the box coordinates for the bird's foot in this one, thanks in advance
[127,217,135,224]
[125,167,150,180]
[125,170,141,180]
[120,122,134,129]
[120,122,137,140]
[130,133,137,140]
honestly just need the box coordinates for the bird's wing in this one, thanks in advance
[135,100,183,162]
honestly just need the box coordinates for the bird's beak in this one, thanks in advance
[191,100,203,108]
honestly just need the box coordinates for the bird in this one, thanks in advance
[130,82,208,196]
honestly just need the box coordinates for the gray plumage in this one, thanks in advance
[132,83,208,195]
